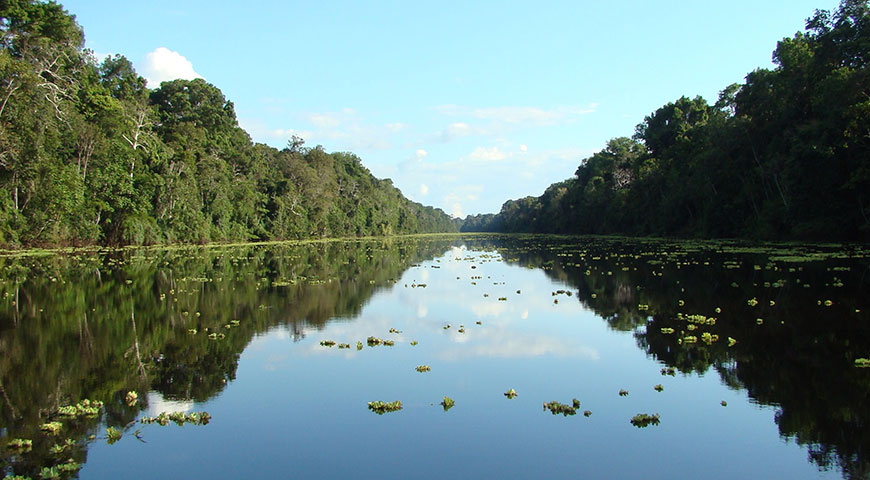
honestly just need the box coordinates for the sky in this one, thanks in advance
[62,0,840,217]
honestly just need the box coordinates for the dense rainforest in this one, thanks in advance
[0,0,456,247]
[461,0,870,241]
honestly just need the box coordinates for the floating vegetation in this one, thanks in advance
[415,365,431,372]
[855,358,870,368]
[498,297,507,301]
[57,399,103,418]
[320,340,336,347]
[618,389,629,397]
[441,396,455,411]
[356,341,363,350]
[660,327,675,334]
[337,343,350,349]
[140,411,211,426]
[630,413,660,428]
[366,336,393,347]
[701,332,720,345]
[654,384,664,392]
[125,390,138,407]
[543,400,578,416]
[661,367,676,376]
[389,328,402,334]
[368,400,402,414]
[410,341,418,346]
[7,438,32,452]
[721,401,728,407]
[458,326,465,333]
[747,297,759,307]
[106,426,122,444]
[728,337,738,347]
[583,410,592,417]
[504,388,518,399]
[40,422,63,435]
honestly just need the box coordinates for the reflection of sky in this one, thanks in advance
[146,391,193,415]
[82,241,840,480]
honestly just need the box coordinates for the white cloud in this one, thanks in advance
[308,113,342,128]
[141,47,203,87]
[436,104,597,126]
[385,122,406,133]
[468,146,507,162]
[520,144,528,152]
[419,184,429,196]
[416,149,428,159]
[441,122,474,141]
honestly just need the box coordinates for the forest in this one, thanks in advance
[0,0,456,247]
[461,0,870,241]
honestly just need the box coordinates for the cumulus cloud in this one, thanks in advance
[416,149,428,160]
[140,47,203,87]
[468,146,507,162]
[419,184,429,196]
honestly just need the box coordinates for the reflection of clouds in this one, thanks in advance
[471,301,509,318]
[521,310,529,319]
[420,269,430,282]
[147,391,194,415]
[438,326,599,361]
[417,304,428,318]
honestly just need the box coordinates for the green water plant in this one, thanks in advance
[583,410,592,417]
[855,358,870,367]
[629,413,660,428]
[441,396,455,411]
[106,426,122,444]
[654,384,664,392]
[40,422,63,435]
[7,438,32,452]
[619,389,629,397]
[661,367,676,376]
[367,400,402,414]
[504,388,518,399]
[57,399,103,418]
[337,343,350,349]
[125,390,138,407]
[415,365,431,372]
[320,340,336,347]
[543,400,577,416]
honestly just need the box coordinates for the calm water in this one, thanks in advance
[1,235,869,479]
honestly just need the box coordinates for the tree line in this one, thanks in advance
[461,0,870,241]
[0,0,456,247]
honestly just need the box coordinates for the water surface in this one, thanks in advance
[1,235,868,479]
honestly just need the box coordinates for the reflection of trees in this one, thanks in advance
[0,237,453,476]
[464,236,870,480]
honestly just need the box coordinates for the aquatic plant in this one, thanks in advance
[721,401,728,407]
[40,422,63,435]
[583,410,592,417]
[106,426,122,444]
[337,343,350,349]
[7,438,32,452]
[57,399,103,418]
[441,396,455,411]
[320,340,336,347]
[504,388,518,399]
[415,365,431,372]
[727,337,738,347]
[389,328,402,334]
[125,390,138,406]
[356,341,363,350]
[661,367,676,376]
[854,358,870,368]
[629,413,660,428]
[543,400,577,416]
[410,341,418,346]
[367,400,402,414]
[660,327,675,334]
[619,389,629,397]
[654,384,664,392]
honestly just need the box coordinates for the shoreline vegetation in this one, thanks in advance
[0,1,455,249]
[458,0,870,242]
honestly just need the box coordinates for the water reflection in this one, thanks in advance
[0,236,867,479]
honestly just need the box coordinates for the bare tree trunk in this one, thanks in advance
[130,300,146,378]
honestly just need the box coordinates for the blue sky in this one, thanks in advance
[63,0,839,217]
